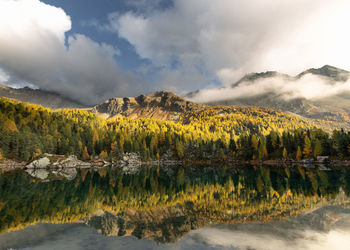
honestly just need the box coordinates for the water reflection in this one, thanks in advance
[0,165,350,244]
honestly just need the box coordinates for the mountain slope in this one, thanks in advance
[187,65,350,124]
[0,83,85,109]
[91,90,206,120]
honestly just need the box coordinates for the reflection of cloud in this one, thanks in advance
[190,227,350,250]
[189,74,350,103]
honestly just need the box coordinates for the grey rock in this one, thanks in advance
[26,157,50,169]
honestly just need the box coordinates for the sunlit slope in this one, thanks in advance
[0,97,315,161]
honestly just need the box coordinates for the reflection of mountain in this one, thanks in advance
[1,202,349,250]
[1,165,350,243]
[86,206,206,244]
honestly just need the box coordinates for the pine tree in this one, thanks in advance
[313,140,322,158]
[34,148,41,158]
[303,136,312,158]
[176,140,184,158]
[296,146,302,161]
[99,150,108,160]
[258,142,268,160]
[282,147,288,159]
[251,135,259,151]
[218,148,226,160]
[82,146,90,161]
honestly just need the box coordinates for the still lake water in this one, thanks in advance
[0,165,350,250]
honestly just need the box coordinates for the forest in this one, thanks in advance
[1,97,350,162]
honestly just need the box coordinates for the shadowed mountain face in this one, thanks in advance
[0,83,86,109]
[188,65,350,123]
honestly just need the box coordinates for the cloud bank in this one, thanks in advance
[189,74,350,103]
[0,0,142,105]
[192,227,350,250]
[113,0,350,87]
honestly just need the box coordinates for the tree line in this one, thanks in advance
[1,97,350,162]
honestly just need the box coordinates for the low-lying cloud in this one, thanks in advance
[0,0,143,105]
[192,227,350,250]
[189,74,350,103]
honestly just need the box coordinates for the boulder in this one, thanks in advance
[26,157,50,169]
[54,155,91,168]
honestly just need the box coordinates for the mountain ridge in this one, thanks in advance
[0,83,86,109]
[187,65,350,123]
[91,90,206,121]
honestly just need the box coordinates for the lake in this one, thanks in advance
[0,165,350,250]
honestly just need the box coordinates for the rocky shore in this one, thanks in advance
[1,152,349,173]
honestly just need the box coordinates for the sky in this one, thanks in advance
[1,0,350,104]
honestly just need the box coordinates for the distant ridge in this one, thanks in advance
[0,83,86,109]
[186,65,350,124]
[297,65,350,81]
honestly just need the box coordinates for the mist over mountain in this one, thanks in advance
[2,65,350,125]
[188,65,350,123]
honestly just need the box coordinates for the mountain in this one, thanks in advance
[297,64,350,82]
[187,65,350,124]
[91,90,206,120]
[0,83,85,109]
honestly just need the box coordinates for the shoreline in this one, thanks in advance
[0,157,349,172]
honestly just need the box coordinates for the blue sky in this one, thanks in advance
[41,0,173,84]
[0,0,350,104]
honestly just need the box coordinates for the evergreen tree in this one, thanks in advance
[282,147,288,159]
[296,146,302,161]
[313,140,322,158]
[303,136,312,158]
[82,146,90,161]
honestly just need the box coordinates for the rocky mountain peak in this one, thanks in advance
[297,65,350,81]
[232,71,292,87]
[91,90,206,120]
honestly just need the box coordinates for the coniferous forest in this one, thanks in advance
[1,97,350,163]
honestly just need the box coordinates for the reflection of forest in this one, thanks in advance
[1,165,350,240]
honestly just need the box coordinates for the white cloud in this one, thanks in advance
[113,0,350,88]
[192,227,350,250]
[189,74,350,103]
[0,68,10,83]
[0,0,142,105]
